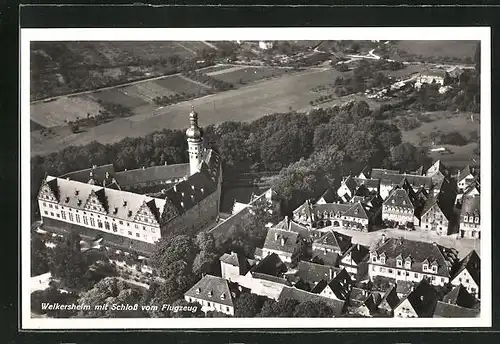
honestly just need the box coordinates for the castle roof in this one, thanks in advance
[114,163,190,187]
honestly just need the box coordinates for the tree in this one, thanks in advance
[48,233,91,289]
[293,300,335,317]
[150,235,197,277]
[76,277,146,318]
[234,293,263,317]
[389,142,431,172]
[192,250,220,277]
[31,234,50,276]
[31,284,79,318]
[258,298,300,317]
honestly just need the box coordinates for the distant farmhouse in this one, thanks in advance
[37,109,222,256]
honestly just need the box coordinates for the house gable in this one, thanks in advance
[134,200,160,226]
[83,189,107,214]
[38,178,59,203]
[394,298,418,318]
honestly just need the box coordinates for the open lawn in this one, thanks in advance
[90,89,149,109]
[401,112,479,145]
[394,40,478,60]
[212,66,292,85]
[153,75,210,96]
[31,67,358,156]
[401,112,480,169]
[30,95,103,127]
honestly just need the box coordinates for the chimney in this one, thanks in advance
[275,233,279,241]
[142,166,145,170]
[329,268,334,280]
[165,161,168,166]
[173,185,177,192]
[105,172,110,179]
[381,233,386,243]
[280,237,286,246]
[357,243,360,250]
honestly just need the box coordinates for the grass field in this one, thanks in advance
[394,40,478,60]
[31,67,363,156]
[153,75,210,95]
[401,112,480,169]
[90,89,149,109]
[30,95,104,127]
[119,82,176,102]
[212,67,291,85]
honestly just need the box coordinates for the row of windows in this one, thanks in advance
[186,297,231,313]
[45,208,159,242]
[370,260,438,273]
[372,265,445,283]
[463,216,480,223]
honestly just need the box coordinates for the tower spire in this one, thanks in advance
[186,107,204,175]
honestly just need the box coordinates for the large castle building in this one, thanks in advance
[37,108,222,256]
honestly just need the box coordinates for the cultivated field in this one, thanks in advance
[212,67,292,85]
[31,67,374,156]
[394,40,478,60]
[153,75,210,95]
[30,95,104,127]
[90,89,149,108]
[118,82,177,103]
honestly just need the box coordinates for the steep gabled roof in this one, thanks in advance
[311,251,340,267]
[278,287,345,316]
[460,195,480,217]
[433,301,480,318]
[184,275,234,307]
[327,268,352,300]
[451,250,480,288]
[344,202,370,220]
[442,285,476,308]
[318,187,341,204]
[60,164,116,184]
[342,244,370,265]
[313,230,352,254]
[353,178,380,190]
[341,175,358,194]
[398,280,438,317]
[296,261,341,285]
[263,228,300,255]
[114,163,190,187]
[458,165,474,183]
[383,188,414,209]
[379,284,400,310]
[250,252,288,277]
[371,168,400,179]
[372,238,457,277]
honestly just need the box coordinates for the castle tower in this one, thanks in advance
[186,106,204,175]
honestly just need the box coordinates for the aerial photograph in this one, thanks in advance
[28,38,482,321]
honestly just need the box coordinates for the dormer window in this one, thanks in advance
[469,216,473,222]
[475,217,479,223]
[463,215,468,222]
[396,259,403,267]
[392,199,395,204]
[77,200,82,206]
[191,185,195,190]
[208,290,213,297]
[402,200,406,205]
[65,197,70,203]
[200,187,204,193]
[123,201,127,207]
[220,293,226,300]
[180,201,184,208]
[423,264,428,271]
[113,207,118,214]
[196,288,201,294]
[75,190,79,196]
[128,210,133,217]
[181,192,185,197]
[380,255,386,264]
[432,265,437,273]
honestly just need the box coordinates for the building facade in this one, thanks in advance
[37,109,222,256]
